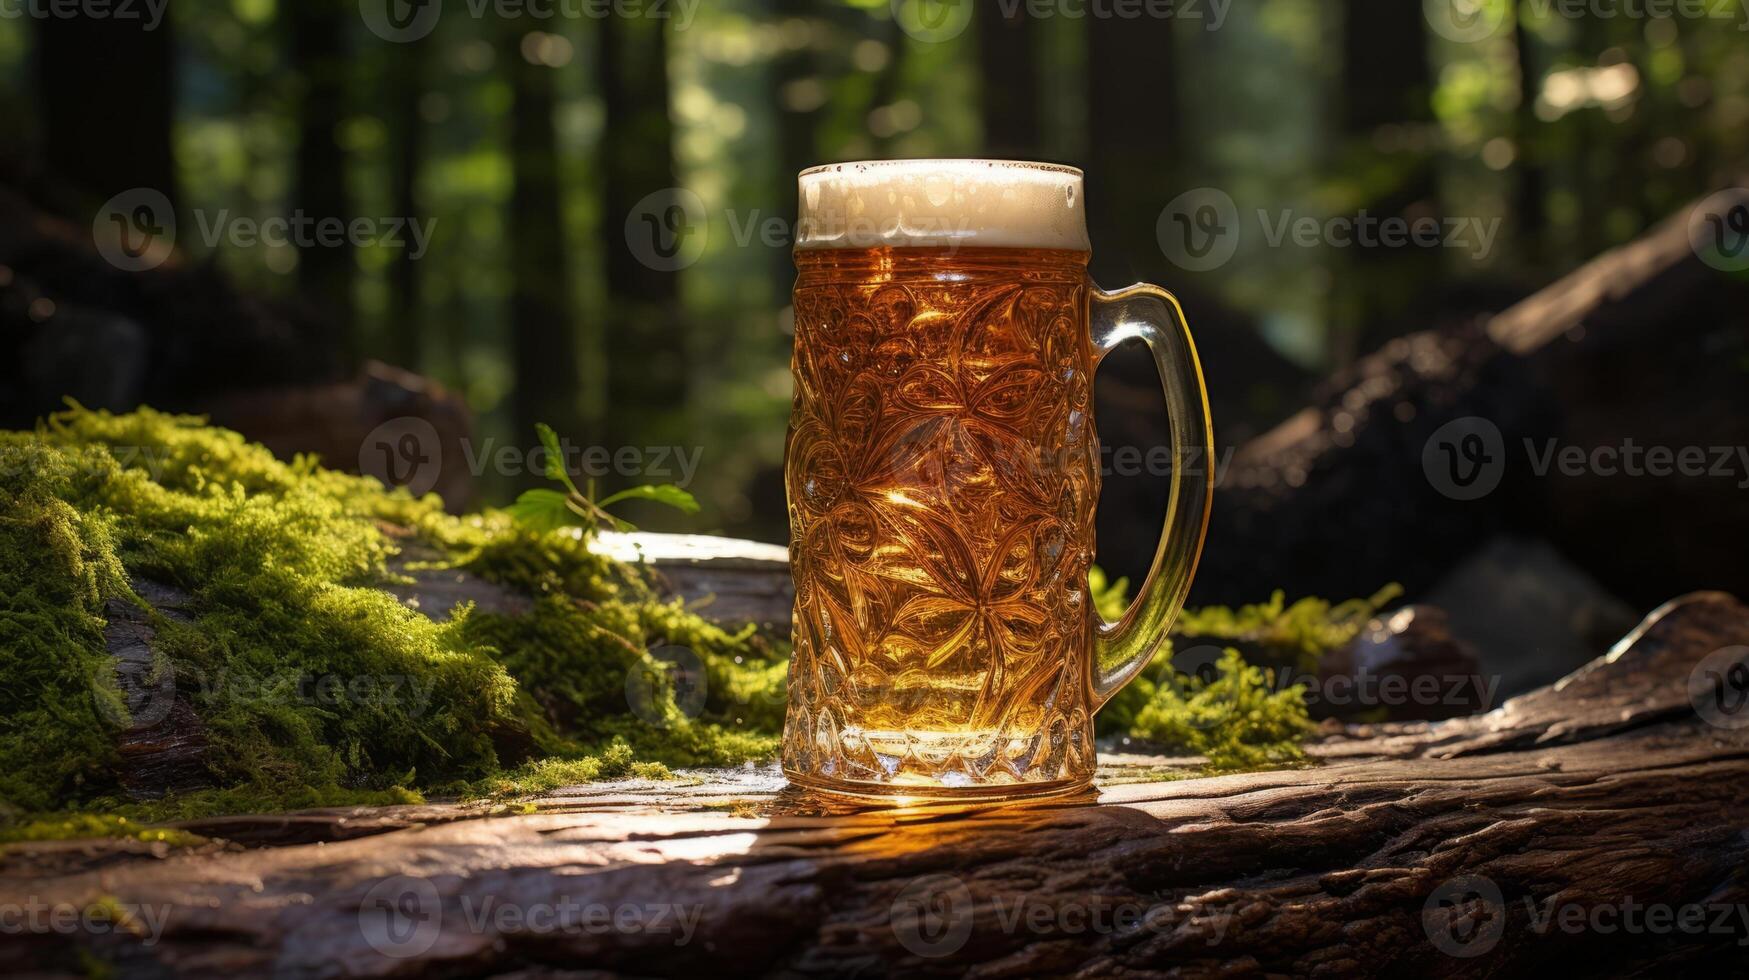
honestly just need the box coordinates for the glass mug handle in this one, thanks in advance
[1087,283,1216,709]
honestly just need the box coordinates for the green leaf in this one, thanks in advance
[507,488,585,533]
[533,423,580,495]
[596,483,701,514]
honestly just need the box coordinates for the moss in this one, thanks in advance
[466,740,674,799]
[1126,649,1312,771]
[0,492,130,812]
[0,405,781,828]
[1175,584,1403,672]
[101,784,429,824]
[1097,584,1400,765]
[457,519,626,604]
[0,814,204,847]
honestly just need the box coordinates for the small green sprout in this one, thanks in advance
[508,423,700,533]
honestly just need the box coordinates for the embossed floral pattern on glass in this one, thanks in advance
[783,246,1100,794]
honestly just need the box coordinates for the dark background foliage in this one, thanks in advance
[1,0,1745,588]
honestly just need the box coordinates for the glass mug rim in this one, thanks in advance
[797,157,1084,179]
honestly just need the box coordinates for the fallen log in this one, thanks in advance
[1187,193,1749,611]
[11,592,1747,977]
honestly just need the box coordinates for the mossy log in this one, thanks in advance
[101,532,792,802]
[19,591,1749,977]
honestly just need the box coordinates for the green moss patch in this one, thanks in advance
[1094,578,1399,770]
[0,405,783,829]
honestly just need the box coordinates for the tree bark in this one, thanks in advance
[768,0,824,299]
[1085,8,1178,287]
[1513,1,1548,269]
[598,14,686,454]
[13,593,1748,976]
[385,39,428,372]
[507,28,583,449]
[33,11,177,208]
[285,0,356,351]
[977,4,1040,158]
[1333,0,1442,365]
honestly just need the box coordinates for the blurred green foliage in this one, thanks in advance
[1,0,1743,542]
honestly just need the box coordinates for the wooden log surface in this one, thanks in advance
[7,593,1749,977]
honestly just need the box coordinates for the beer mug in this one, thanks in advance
[783,160,1213,801]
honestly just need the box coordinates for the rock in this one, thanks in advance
[1425,535,1639,697]
[20,308,148,412]
[204,360,477,512]
[1314,604,1490,721]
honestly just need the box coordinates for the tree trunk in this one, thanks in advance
[598,15,686,455]
[507,28,583,449]
[1085,9,1178,287]
[768,0,824,299]
[285,0,356,352]
[33,11,177,208]
[977,4,1040,158]
[1513,1,1548,270]
[1334,0,1440,365]
[385,40,427,372]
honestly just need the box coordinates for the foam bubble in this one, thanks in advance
[795,159,1089,252]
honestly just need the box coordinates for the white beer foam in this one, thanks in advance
[795,159,1089,251]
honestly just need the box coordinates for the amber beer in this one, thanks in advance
[783,160,1213,801]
